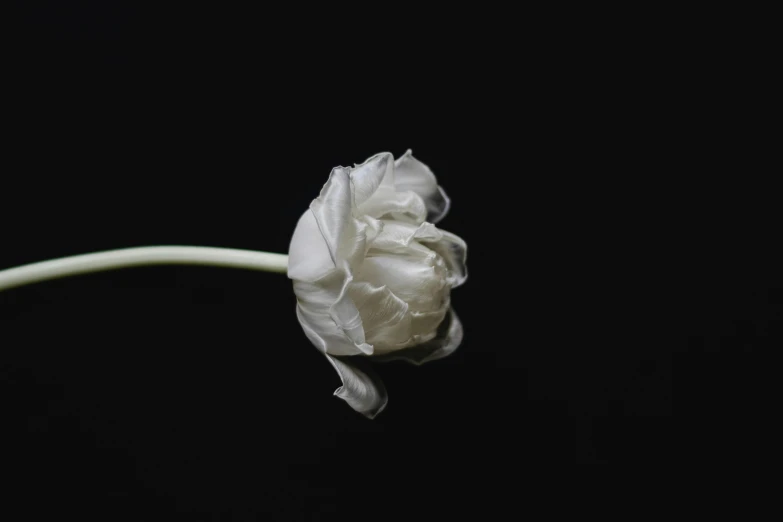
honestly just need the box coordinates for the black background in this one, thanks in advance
[2,5,775,520]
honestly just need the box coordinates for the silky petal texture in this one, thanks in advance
[294,270,372,355]
[287,210,334,282]
[368,220,442,256]
[357,186,427,225]
[289,150,466,418]
[420,230,468,289]
[349,152,394,206]
[357,255,448,313]
[348,281,409,337]
[297,305,372,356]
[310,167,367,270]
[295,169,377,348]
[374,308,464,366]
[327,355,388,419]
[394,150,451,224]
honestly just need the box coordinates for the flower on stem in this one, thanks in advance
[288,150,467,418]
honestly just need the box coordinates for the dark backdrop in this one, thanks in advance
[2,5,774,520]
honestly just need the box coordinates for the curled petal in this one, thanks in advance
[421,230,468,289]
[326,354,388,419]
[349,152,394,206]
[393,150,451,224]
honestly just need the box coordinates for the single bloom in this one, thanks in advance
[287,150,467,418]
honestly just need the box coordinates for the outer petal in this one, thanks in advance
[326,354,388,419]
[297,305,372,356]
[349,152,394,206]
[294,270,372,355]
[294,168,377,352]
[287,209,334,282]
[309,166,364,267]
[393,150,451,224]
[373,308,464,366]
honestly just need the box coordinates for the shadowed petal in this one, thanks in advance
[326,355,388,419]
[373,308,464,366]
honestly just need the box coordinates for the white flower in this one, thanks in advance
[287,150,467,418]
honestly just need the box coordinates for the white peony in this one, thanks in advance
[288,150,467,418]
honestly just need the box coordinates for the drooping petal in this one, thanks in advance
[393,150,451,224]
[374,308,464,366]
[421,230,468,289]
[287,209,335,282]
[326,354,388,419]
[349,152,394,206]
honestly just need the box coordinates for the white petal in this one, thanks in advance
[421,230,468,289]
[326,354,388,419]
[368,220,442,255]
[349,152,394,206]
[296,304,372,356]
[357,186,427,225]
[409,303,449,338]
[309,167,364,267]
[375,308,463,366]
[358,255,447,312]
[327,272,367,347]
[364,313,414,352]
[293,269,347,313]
[393,150,451,224]
[294,270,371,354]
[348,281,409,338]
[287,209,334,282]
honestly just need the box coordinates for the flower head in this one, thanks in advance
[288,151,467,418]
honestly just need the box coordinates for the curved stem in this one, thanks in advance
[0,246,289,292]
